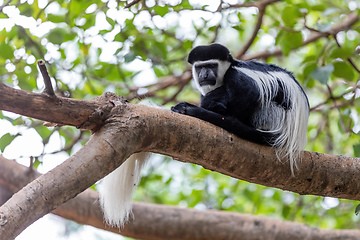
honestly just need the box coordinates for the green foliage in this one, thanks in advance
[310,64,334,84]
[355,204,360,215]
[275,30,303,56]
[0,133,20,152]
[0,0,360,236]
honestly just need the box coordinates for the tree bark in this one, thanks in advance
[1,83,360,238]
[1,156,360,240]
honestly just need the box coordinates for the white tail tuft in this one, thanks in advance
[98,152,150,228]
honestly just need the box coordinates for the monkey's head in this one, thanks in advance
[188,43,233,95]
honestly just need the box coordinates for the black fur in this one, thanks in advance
[172,44,307,146]
[188,43,233,64]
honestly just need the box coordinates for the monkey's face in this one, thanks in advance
[194,61,218,86]
[192,60,231,95]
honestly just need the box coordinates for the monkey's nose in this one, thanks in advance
[199,68,209,80]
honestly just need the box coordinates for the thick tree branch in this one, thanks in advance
[1,156,360,240]
[0,81,115,130]
[1,86,360,238]
[0,124,130,238]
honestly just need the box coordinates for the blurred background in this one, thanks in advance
[0,0,360,239]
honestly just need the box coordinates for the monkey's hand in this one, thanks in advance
[171,102,197,115]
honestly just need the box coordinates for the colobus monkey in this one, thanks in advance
[172,43,309,173]
[99,43,309,228]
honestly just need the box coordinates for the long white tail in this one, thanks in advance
[98,152,150,228]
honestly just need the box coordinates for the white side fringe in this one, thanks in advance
[98,152,150,228]
[236,67,309,174]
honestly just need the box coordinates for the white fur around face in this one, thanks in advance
[192,60,231,96]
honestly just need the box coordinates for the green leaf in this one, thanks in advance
[0,12,8,18]
[124,51,137,63]
[329,47,354,59]
[0,133,20,152]
[276,30,303,55]
[47,28,66,45]
[282,205,291,218]
[47,28,76,45]
[309,64,334,84]
[35,125,53,140]
[312,4,327,11]
[153,6,169,17]
[78,14,96,30]
[353,144,360,157]
[355,204,360,215]
[0,42,14,59]
[303,62,317,79]
[333,61,355,81]
[47,14,66,23]
[106,16,116,26]
[281,6,302,28]
[114,32,125,42]
[7,26,18,41]
[17,3,34,18]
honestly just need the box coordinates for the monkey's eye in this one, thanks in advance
[207,63,218,69]
[195,63,218,69]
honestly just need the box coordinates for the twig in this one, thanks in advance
[127,70,192,100]
[236,6,266,58]
[235,0,281,58]
[18,26,45,60]
[333,33,360,74]
[326,84,348,132]
[125,0,142,8]
[0,0,11,12]
[242,12,359,60]
[163,81,187,105]
[37,60,55,96]
[223,0,279,9]
[310,84,360,111]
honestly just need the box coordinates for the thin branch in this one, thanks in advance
[235,0,278,58]
[0,0,11,12]
[333,34,360,74]
[222,0,280,10]
[127,70,192,100]
[326,84,348,132]
[310,84,360,111]
[37,60,55,96]
[125,0,142,8]
[241,12,359,61]
[162,80,187,105]
[18,26,45,60]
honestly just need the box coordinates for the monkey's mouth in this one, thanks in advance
[199,78,216,86]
